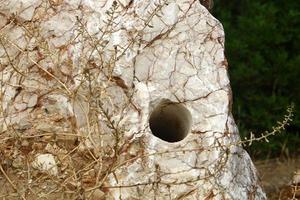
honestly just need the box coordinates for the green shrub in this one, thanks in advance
[213,0,300,159]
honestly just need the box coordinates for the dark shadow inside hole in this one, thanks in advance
[149,99,192,143]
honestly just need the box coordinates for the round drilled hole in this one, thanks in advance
[149,99,192,143]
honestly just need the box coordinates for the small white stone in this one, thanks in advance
[15,103,27,111]
[293,169,300,184]
[32,154,58,176]
[27,94,38,107]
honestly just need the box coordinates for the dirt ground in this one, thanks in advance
[255,157,300,200]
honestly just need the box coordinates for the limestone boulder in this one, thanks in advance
[0,0,266,199]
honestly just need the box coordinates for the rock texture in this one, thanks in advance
[0,0,266,199]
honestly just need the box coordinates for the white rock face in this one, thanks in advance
[0,0,266,199]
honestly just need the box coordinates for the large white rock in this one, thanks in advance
[0,0,266,199]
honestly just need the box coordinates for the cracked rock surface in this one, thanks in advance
[0,0,266,199]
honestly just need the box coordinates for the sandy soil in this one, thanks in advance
[255,157,300,200]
